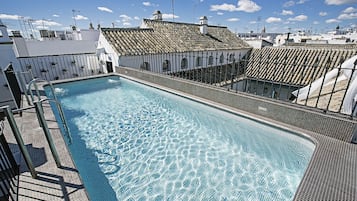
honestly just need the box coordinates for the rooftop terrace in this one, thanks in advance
[2,71,356,200]
[1,43,357,200]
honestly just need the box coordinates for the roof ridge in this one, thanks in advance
[143,18,227,28]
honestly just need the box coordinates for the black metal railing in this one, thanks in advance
[128,48,357,117]
[0,121,20,201]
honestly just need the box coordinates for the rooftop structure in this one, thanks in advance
[0,10,357,201]
[100,18,250,56]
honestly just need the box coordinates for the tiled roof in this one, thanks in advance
[100,19,250,56]
[246,46,357,86]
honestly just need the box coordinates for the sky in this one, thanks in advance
[0,0,356,37]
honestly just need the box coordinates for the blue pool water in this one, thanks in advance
[46,75,315,201]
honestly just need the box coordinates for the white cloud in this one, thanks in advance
[142,1,158,7]
[74,15,88,20]
[162,13,179,19]
[0,13,21,20]
[325,18,341,23]
[250,20,257,24]
[319,12,328,16]
[338,12,357,19]
[236,0,261,12]
[297,0,308,4]
[134,16,140,20]
[123,22,131,26]
[52,14,60,18]
[227,18,240,22]
[282,10,294,15]
[210,0,261,13]
[343,7,357,13]
[217,12,224,15]
[33,19,62,27]
[283,1,295,7]
[313,21,319,24]
[210,3,239,12]
[266,17,282,23]
[143,2,151,6]
[325,0,357,5]
[98,7,113,13]
[120,14,132,21]
[288,14,308,21]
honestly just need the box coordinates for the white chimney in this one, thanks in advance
[200,16,208,35]
[153,10,163,21]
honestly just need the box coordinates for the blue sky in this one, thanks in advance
[1,0,356,36]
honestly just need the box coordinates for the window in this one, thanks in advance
[219,53,224,64]
[141,62,150,71]
[181,58,188,69]
[162,60,171,72]
[0,30,3,37]
[229,54,235,62]
[196,57,203,67]
[208,55,214,65]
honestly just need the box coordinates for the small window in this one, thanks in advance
[163,60,171,72]
[208,55,214,65]
[140,62,150,71]
[229,54,235,62]
[181,58,188,69]
[196,57,203,67]
[219,53,224,64]
[0,30,3,37]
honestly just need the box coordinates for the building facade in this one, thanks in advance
[97,12,252,74]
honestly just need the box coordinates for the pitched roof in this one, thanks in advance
[245,46,357,86]
[100,19,250,56]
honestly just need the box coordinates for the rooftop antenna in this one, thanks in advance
[72,9,78,29]
[171,0,175,22]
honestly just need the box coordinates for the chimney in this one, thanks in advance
[200,16,208,35]
[153,10,162,21]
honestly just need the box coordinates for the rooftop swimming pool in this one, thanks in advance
[45,75,315,201]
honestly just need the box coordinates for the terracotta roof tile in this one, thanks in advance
[101,19,250,56]
[246,46,357,86]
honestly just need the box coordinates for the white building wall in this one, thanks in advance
[0,42,20,108]
[13,38,97,57]
[97,32,120,72]
[119,49,250,73]
[80,29,100,41]
[17,54,101,83]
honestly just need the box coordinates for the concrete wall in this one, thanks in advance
[117,66,357,142]
[13,38,97,57]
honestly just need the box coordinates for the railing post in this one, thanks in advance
[295,57,308,103]
[316,57,331,108]
[3,106,37,178]
[326,57,344,111]
[34,101,62,168]
[305,57,319,106]
[339,58,357,113]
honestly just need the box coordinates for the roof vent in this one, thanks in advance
[200,16,208,35]
[153,10,162,21]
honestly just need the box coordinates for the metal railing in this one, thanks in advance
[26,78,72,144]
[1,102,65,179]
[17,54,103,84]
[0,121,20,201]
[129,49,357,117]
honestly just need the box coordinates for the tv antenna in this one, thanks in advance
[72,9,79,28]
[171,0,175,22]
